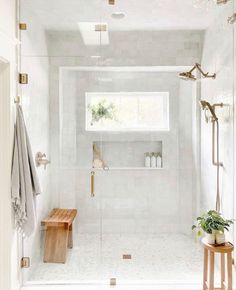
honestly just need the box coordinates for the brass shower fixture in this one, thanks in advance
[108,0,115,5]
[179,63,216,81]
[199,100,224,213]
[216,0,229,4]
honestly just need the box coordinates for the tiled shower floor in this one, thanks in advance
[29,233,204,283]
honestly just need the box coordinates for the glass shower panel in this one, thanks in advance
[20,0,105,284]
[97,70,202,284]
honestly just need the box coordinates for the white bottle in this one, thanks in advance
[151,152,156,168]
[145,152,151,167]
[156,154,162,168]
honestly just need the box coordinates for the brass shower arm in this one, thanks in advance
[212,103,224,109]
[195,63,216,79]
[179,64,216,80]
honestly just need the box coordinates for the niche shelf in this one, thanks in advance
[92,167,164,171]
[92,141,163,170]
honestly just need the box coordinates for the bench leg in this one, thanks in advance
[203,248,208,290]
[68,224,73,249]
[221,253,225,290]
[44,225,69,263]
[227,253,233,290]
[209,252,214,290]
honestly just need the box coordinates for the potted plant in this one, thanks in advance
[192,210,234,245]
[88,100,116,126]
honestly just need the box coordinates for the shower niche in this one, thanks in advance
[92,141,163,170]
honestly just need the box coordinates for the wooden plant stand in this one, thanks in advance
[202,237,234,290]
[41,208,77,263]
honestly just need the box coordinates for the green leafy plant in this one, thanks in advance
[88,100,116,125]
[192,210,234,236]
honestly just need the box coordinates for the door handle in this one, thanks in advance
[91,171,95,197]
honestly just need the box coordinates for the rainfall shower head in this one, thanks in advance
[199,100,218,122]
[179,63,216,81]
[179,71,196,81]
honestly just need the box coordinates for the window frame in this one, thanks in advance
[85,92,170,132]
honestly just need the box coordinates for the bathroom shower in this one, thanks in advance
[199,100,224,212]
[15,0,236,286]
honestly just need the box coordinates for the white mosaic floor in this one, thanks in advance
[29,233,204,283]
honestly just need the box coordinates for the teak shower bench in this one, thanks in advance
[41,208,77,263]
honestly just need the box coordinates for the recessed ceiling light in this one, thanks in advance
[111,12,125,19]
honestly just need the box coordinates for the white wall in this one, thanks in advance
[47,30,203,66]
[179,80,200,233]
[201,3,234,241]
[57,70,180,234]
[47,68,199,236]
[46,26,204,237]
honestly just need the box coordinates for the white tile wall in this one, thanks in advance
[47,30,203,66]
[52,69,198,235]
[200,3,234,241]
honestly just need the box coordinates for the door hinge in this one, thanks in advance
[110,278,116,286]
[123,254,132,259]
[95,24,107,32]
[19,23,27,30]
[21,257,30,268]
[228,13,236,24]
[19,73,28,84]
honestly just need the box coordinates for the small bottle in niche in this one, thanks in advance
[151,152,156,168]
[156,154,162,168]
[145,152,151,167]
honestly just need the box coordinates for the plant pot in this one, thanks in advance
[205,233,216,244]
[216,233,225,245]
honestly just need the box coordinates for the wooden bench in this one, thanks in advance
[41,208,77,263]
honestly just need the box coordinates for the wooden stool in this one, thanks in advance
[202,237,234,290]
[41,208,77,263]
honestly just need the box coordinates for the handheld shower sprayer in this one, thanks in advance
[199,100,218,122]
[199,100,224,213]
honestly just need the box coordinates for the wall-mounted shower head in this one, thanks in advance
[179,71,196,81]
[179,63,216,81]
[216,0,229,5]
[199,100,218,122]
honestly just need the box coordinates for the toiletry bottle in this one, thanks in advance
[156,154,162,168]
[151,152,156,168]
[145,152,151,167]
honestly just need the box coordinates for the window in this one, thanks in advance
[85,92,169,131]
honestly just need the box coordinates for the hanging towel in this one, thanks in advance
[11,105,41,236]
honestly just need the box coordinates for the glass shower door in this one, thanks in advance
[18,0,236,286]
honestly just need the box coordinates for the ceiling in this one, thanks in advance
[21,0,219,31]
